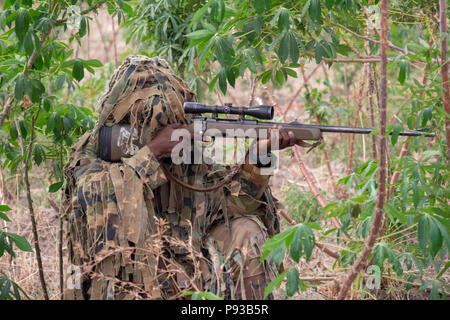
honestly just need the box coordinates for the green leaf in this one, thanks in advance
[0,205,11,212]
[180,291,223,300]
[391,123,402,146]
[309,0,322,22]
[278,33,289,63]
[24,32,34,56]
[186,29,214,40]
[246,53,257,73]
[290,228,303,263]
[398,60,409,85]
[192,2,211,25]
[315,41,325,64]
[289,33,299,64]
[78,16,87,37]
[436,261,450,279]
[275,69,284,85]
[286,268,299,297]
[277,8,290,32]
[429,219,442,257]
[72,59,84,81]
[5,233,32,252]
[418,215,429,255]
[15,8,29,41]
[33,144,45,166]
[218,68,227,94]
[0,212,10,222]
[14,74,25,101]
[49,181,64,193]
[264,270,287,299]
[84,59,103,68]
[252,0,265,14]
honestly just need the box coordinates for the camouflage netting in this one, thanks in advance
[63,55,280,300]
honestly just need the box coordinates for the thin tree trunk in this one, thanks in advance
[17,114,49,300]
[368,64,378,159]
[336,0,389,300]
[439,0,450,161]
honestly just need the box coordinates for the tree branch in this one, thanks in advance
[336,0,389,300]
[17,113,49,300]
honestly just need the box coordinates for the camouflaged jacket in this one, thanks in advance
[62,56,280,299]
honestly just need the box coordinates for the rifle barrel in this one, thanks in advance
[288,123,434,137]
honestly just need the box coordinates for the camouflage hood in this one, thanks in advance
[91,55,195,143]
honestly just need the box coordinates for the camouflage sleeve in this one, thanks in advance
[120,145,168,189]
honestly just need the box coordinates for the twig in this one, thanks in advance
[17,113,49,300]
[336,0,389,300]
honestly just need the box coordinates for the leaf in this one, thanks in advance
[0,212,10,222]
[72,59,84,81]
[398,60,409,85]
[15,8,29,41]
[33,144,45,166]
[391,123,402,146]
[277,33,289,64]
[269,243,286,266]
[429,219,443,257]
[78,16,86,37]
[436,261,450,279]
[289,33,299,64]
[5,233,32,252]
[14,74,25,101]
[192,2,211,25]
[275,69,284,85]
[286,268,299,297]
[84,59,103,68]
[264,270,287,299]
[309,0,321,22]
[277,8,290,32]
[49,181,64,193]
[246,53,257,73]
[252,0,265,14]
[290,228,303,263]
[418,215,429,255]
[24,32,34,56]
[186,29,214,40]
[0,205,11,212]
[315,41,325,64]
[218,68,227,94]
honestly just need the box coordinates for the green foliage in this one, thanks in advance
[283,184,325,224]
[0,205,31,300]
[261,222,319,298]
[181,290,224,300]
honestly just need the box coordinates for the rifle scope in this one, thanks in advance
[183,102,274,120]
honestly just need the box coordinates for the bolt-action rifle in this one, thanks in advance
[97,102,434,162]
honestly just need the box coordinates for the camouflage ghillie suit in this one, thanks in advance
[63,55,280,300]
